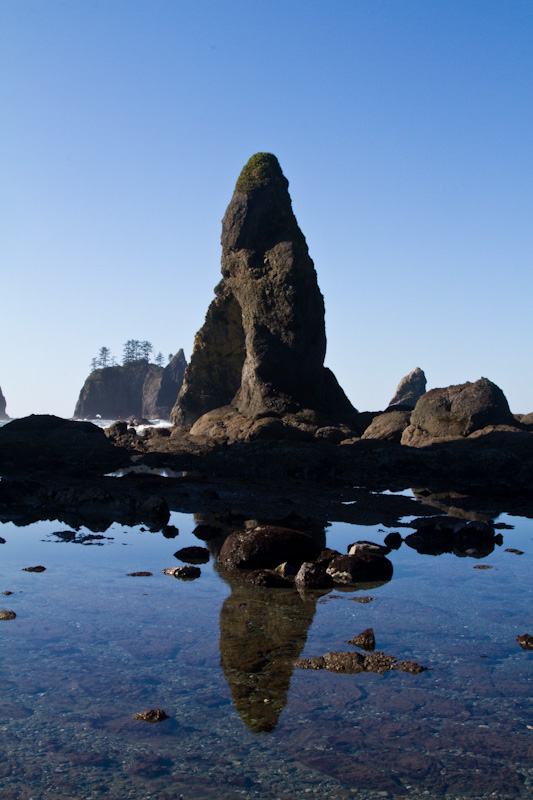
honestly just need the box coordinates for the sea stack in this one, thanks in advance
[172,153,357,432]
[0,386,8,420]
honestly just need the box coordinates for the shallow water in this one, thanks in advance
[0,508,531,800]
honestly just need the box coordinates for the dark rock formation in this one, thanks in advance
[173,545,210,564]
[218,524,324,571]
[0,415,126,475]
[401,378,516,446]
[171,153,358,434]
[294,561,334,590]
[133,709,169,723]
[388,367,426,409]
[152,349,187,419]
[75,355,187,421]
[0,610,16,620]
[361,409,411,443]
[171,283,245,425]
[0,386,8,420]
[161,565,201,580]
[516,633,533,650]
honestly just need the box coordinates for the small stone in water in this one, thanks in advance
[473,564,492,569]
[505,548,524,555]
[133,708,169,723]
[23,566,46,572]
[2,591,13,595]
[127,571,153,577]
[0,610,16,620]
[516,633,533,650]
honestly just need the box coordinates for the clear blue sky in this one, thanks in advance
[1,0,532,418]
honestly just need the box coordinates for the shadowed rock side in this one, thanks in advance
[171,153,358,432]
[75,356,186,421]
[0,386,8,420]
[152,349,187,419]
[388,367,426,409]
[171,282,245,426]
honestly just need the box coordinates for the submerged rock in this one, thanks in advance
[0,609,16,620]
[173,546,210,564]
[295,561,334,590]
[516,633,533,650]
[347,628,375,651]
[133,708,169,723]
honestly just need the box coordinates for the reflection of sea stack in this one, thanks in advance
[219,582,317,733]
[172,153,358,434]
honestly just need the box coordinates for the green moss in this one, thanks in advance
[235,152,282,193]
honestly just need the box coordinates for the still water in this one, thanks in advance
[0,508,531,800]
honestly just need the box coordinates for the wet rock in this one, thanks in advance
[138,495,169,525]
[173,545,210,564]
[505,548,524,555]
[218,525,322,570]
[162,524,179,538]
[347,540,390,556]
[347,628,375,651]
[294,655,326,670]
[473,564,492,569]
[127,571,153,577]
[384,531,403,549]
[133,708,169,723]
[326,553,393,584]
[350,595,374,603]
[392,660,429,673]
[161,566,201,580]
[516,633,533,650]
[192,523,224,541]
[0,610,16,620]
[22,565,46,572]
[0,537,5,544]
[2,591,13,596]
[315,547,342,565]
[273,561,297,578]
[295,561,334,590]
[245,569,290,587]
[362,652,397,673]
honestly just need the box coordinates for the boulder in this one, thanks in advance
[171,153,358,432]
[294,561,334,590]
[0,386,8,420]
[388,367,427,409]
[401,378,515,446]
[0,415,126,475]
[361,410,411,443]
[218,525,323,570]
[326,553,393,584]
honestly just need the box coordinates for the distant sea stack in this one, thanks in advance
[171,153,358,433]
[387,367,427,409]
[74,351,187,421]
[0,386,9,420]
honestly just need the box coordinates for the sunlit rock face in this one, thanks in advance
[387,367,426,410]
[171,153,358,431]
[401,377,516,446]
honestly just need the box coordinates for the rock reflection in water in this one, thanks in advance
[219,581,317,733]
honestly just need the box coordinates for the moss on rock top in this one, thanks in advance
[235,152,287,193]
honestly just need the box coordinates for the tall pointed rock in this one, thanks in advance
[172,153,357,429]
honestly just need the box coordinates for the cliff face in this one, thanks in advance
[0,386,8,420]
[171,284,245,425]
[74,357,186,420]
[171,153,358,429]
